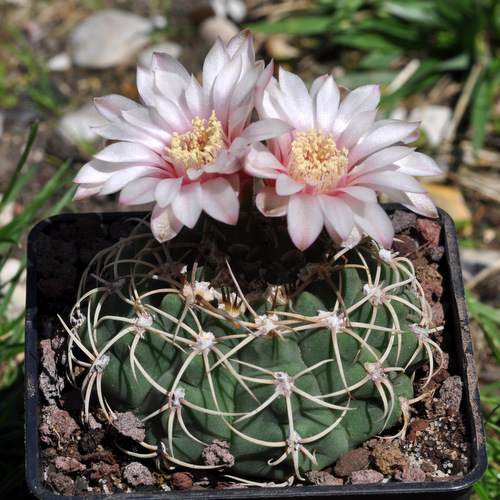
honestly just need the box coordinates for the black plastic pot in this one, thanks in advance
[25,206,487,499]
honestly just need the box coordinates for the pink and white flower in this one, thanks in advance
[73,30,289,242]
[245,68,442,250]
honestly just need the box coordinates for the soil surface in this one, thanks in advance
[31,209,473,495]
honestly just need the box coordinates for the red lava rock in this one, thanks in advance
[39,338,65,405]
[39,405,79,447]
[390,210,417,233]
[394,464,427,482]
[202,439,235,468]
[439,375,463,411]
[171,472,194,490]
[392,234,418,257]
[407,419,430,441]
[123,462,154,487]
[305,470,343,485]
[416,218,441,247]
[426,245,445,262]
[113,411,146,441]
[421,283,443,305]
[89,462,119,481]
[333,448,370,477]
[55,456,86,473]
[348,469,384,484]
[46,472,75,496]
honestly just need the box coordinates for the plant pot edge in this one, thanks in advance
[24,205,488,499]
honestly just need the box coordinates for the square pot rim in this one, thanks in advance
[24,205,488,499]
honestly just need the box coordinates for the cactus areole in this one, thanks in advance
[63,212,443,482]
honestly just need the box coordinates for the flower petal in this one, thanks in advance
[94,95,141,121]
[154,177,183,208]
[314,76,340,133]
[344,195,394,249]
[275,173,304,196]
[256,186,289,216]
[239,118,293,143]
[201,177,240,225]
[287,194,324,250]
[394,151,443,176]
[100,166,160,195]
[171,182,203,228]
[318,195,354,241]
[120,177,158,205]
[151,203,184,242]
[278,67,313,128]
[348,119,419,166]
[333,84,380,138]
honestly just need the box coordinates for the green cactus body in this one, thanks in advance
[65,214,440,481]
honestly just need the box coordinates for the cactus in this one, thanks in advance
[64,212,443,482]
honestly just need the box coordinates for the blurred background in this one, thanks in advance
[0,0,499,497]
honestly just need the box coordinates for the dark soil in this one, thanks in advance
[30,208,472,495]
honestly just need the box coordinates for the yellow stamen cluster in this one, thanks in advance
[289,127,349,192]
[165,110,225,171]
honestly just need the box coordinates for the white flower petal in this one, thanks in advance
[212,56,242,125]
[172,182,203,228]
[201,177,240,225]
[185,75,209,119]
[278,67,313,128]
[400,192,439,218]
[245,145,287,179]
[151,52,190,83]
[276,173,304,196]
[256,187,289,216]
[73,183,102,200]
[94,142,167,166]
[100,166,160,195]
[333,84,380,137]
[318,195,354,241]
[348,120,419,166]
[314,76,340,133]
[94,95,141,121]
[154,177,183,208]
[287,194,324,250]
[92,122,165,153]
[394,151,443,176]
[239,118,293,143]
[151,203,184,242]
[120,177,159,205]
[203,37,230,92]
[154,95,191,132]
[337,109,377,149]
[354,171,428,194]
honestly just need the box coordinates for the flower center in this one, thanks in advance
[289,127,348,192]
[165,110,225,171]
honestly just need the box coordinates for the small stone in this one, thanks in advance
[371,441,408,474]
[394,464,427,482]
[200,16,240,45]
[123,462,154,487]
[202,439,235,468]
[113,412,146,442]
[305,470,343,485]
[416,218,441,247]
[334,448,370,477]
[47,52,72,72]
[55,456,86,473]
[170,472,194,490]
[348,469,384,484]
[426,245,445,262]
[439,375,463,411]
[391,209,417,233]
[40,406,79,447]
[408,105,452,147]
[69,9,154,68]
[392,234,418,258]
[46,472,75,496]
